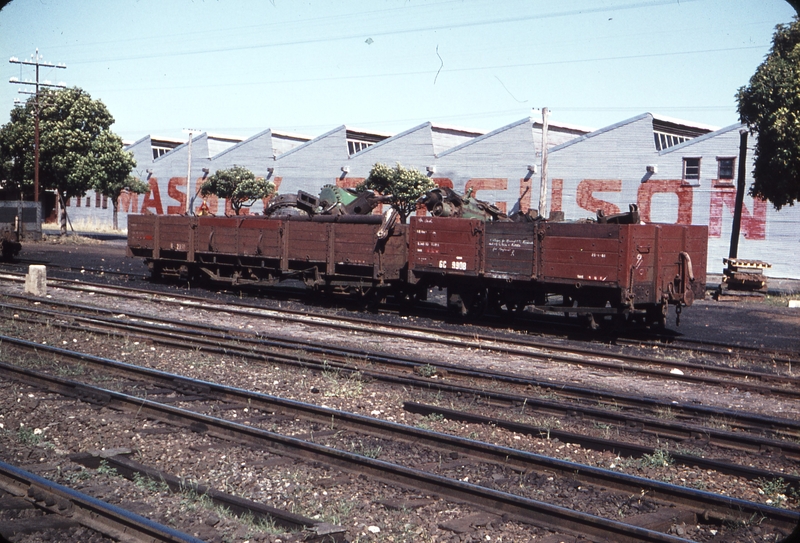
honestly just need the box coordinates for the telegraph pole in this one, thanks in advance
[538,107,550,218]
[183,128,202,214]
[8,49,66,203]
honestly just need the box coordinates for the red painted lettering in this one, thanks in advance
[637,180,693,224]
[709,186,767,239]
[141,177,163,215]
[518,177,533,213]
[167,177,187,215]
[576,179,621,216]
[336,177,365,189]
[118,189,139,214]
[465,178,508,212]
[432,178,454,189]
[261,176,283,210]
[550,179,563,215]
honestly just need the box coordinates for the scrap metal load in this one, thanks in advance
[128,187,707,327]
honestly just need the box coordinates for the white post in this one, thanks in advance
[538,107,549,219]
[185,131,193,214]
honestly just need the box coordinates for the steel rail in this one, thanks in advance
[0,459,204,543]
[5,310,800,461]
[2,270,797,369]
[402,401,800,489]
[1,339,798,531]
[1,360,793,543]
[3,297,799,439]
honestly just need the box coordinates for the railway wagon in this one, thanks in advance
[0,211,22,261]
[127,213,409,298]
[409,216,707,326]
[128,209,707,327]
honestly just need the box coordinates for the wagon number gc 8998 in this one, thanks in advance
[439,260,467,271]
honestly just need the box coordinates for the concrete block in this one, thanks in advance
[789,300,800,309]
[24,265,47,296]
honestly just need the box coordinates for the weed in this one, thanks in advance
[531,416,560,439]
[348,440,383,459]
[132,472,169,493]
[322,367,364,398]
[415,364,437,378]
[62,468,93,483]
[16,426,42,446]
[655,406,676,420]
[640,448,673,468]
[756,477,790,507]
[97,460,118,477]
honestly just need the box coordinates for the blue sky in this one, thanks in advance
[0,0,796,143]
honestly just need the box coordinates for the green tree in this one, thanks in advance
[0,87,134,233]
[737,16,800,210]
[94,172,149,230]
[359,162,435,223]
[200,165,275,215]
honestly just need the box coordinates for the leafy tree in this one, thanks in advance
[200,165,275,215]
[0,87,134,234]
[737,16,800,209]
[94,172,149,230]
[359,162,435,223]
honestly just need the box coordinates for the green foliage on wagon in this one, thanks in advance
[358,162,435,223]
[200,165,275,215]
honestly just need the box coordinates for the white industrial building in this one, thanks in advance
[60,113,800,279]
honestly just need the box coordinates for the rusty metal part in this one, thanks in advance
[418,187,509,221]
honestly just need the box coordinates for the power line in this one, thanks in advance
[67,0,702,65]
[8,49,67,204]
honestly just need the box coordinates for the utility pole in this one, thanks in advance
[9,49,66,204]
[537,107,550,219]
[183,128,202,214]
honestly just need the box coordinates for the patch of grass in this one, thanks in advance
[17,426,43,446]
[132,472,170,493]
[321,366,364,398]
[348,440,383,459]
[415,364,437,378]
[62,467,93,483]
[640,448,673,468]
[756,477,791,508]
[654,406,676,420]
[415,412,444,431]
[530,416,560,439]
[96,460,118,477]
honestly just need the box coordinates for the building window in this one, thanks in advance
[347,140,373,155]
[683,157,700,181]
[95,192,101,208]
[717,157,735,181]
[152,147,172,160]
[654,131,690,151]
[102,195,108,209]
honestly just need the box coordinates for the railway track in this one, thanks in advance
[2,265,798,365]
[1,267,799,541]
[2,294,799,443]
[1,272,797,393]
[2,355,798,543]
[0,459,203,542]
